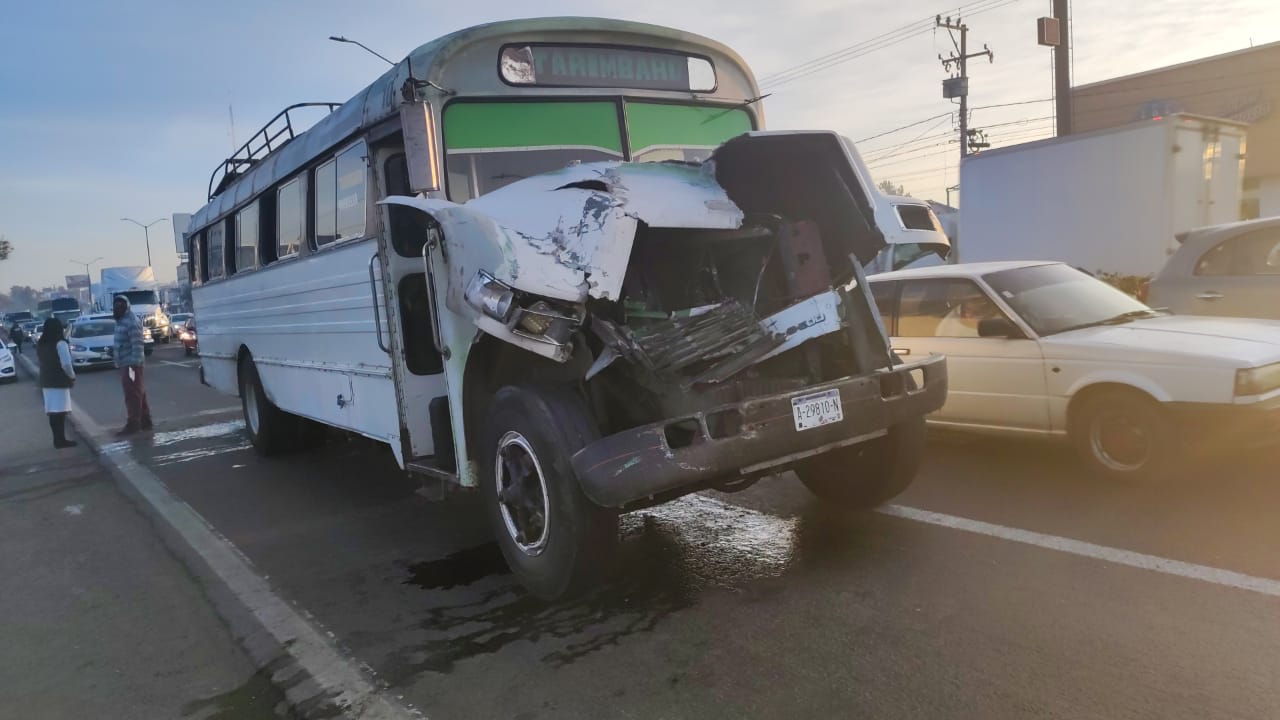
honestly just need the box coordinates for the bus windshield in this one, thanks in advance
[443,101,752,201]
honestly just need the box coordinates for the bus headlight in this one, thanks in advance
[465,271,515,323]
[512,301,575,346]
[1235,362,1280,396]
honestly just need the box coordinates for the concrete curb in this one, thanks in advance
[18,355,421,720]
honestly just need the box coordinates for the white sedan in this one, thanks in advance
[869,261,1280,479]
[0,344,14,383]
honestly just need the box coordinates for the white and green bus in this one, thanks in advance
[186,17,948,598]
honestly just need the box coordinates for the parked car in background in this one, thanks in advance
[869,261,1280,480]
[21,321,43,343]
[179,317,197,356]
[1148,217,1280,320]
[0,344,15,383]
[167,313,192,340]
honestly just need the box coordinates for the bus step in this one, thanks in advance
[407,458,457,502]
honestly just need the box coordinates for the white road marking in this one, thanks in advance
[880,504,1280,598]
[63,504,84,516]
[160,360,199,367]
[64,399,422,720]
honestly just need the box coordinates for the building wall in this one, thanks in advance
[1072,42,1280,219]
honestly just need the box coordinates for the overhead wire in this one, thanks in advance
[757,0,1027,90]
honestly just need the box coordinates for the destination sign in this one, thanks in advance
[500,45,715,92]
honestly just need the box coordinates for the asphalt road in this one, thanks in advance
[59,342,1280,719]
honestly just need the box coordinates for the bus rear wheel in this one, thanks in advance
[480,385,617,601]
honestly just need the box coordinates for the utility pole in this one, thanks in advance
[1038,2,1073,135]
[1053,0,1072,135]
[937,15,994,159]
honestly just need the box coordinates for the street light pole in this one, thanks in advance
[120,217,167,267]
[69,257,103,308]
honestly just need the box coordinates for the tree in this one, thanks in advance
[0,236,11,261]
[877,179,909,197]
[8,286,37,311]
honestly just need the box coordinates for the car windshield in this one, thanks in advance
[71,320,115,338]
[983,264,1159,336]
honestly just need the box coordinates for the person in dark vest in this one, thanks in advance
[37,317,77,449]
[10,323,25,354]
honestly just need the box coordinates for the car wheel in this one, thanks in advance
[794,414,926,510]
[184,347,193,357]
[239,356,303,456]
[480,385,617,600]
[144,346,153,357]
[1070,389,1175,482]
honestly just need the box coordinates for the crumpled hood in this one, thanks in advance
[383,161,743,303]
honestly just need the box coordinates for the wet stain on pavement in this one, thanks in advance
[180,669,288,719]
[150,420,246,446]
[152,441,252,467]
[384,494,807,683]
[404,543,511,590]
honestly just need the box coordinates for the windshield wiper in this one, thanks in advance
[1051,308,1166,335]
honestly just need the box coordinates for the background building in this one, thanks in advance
[1072,41,1279,219]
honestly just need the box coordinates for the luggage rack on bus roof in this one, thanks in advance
[207,102,342,200]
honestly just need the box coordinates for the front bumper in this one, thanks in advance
[571,355,947,508]
[1167,395,1280,449]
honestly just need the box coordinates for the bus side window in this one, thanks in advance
[189,232,203,285]
[207,222,226,280]
[259,193,278,266]
[385,153,430,258]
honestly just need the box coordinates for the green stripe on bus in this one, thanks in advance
[625,103,752,154]
[444,102,624,152]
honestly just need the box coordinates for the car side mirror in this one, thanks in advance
[978,317,1023,339]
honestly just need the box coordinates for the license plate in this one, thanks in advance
[791,388,843,431]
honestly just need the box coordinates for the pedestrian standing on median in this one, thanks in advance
[112,295,152,435]
[37,317,77,449]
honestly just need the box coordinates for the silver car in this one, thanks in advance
[1148,218,1280,320]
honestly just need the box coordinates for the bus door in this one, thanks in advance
[373,148,454,470]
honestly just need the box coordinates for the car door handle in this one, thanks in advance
[891,347,911,356]
[1196,291,1225,301]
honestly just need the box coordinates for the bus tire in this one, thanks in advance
[239,356,297,456]
[480,385,617,601]
[794,414,926,510]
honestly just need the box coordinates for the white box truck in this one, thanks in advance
[956,114,1247,277]
[98,266,170,342]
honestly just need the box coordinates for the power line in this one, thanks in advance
[757,0,1026,90]
[970,98,1053,110]
[854,112,954,144]
[864,114,954,159]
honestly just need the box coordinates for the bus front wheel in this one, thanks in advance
[480,385,617,601]
[239,356,300,456]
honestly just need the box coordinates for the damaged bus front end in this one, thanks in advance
[387,130,947,599]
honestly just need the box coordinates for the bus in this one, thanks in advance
[36,297,81,325]
[185,18,948,598]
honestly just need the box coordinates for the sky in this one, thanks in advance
[2,0,1276,291]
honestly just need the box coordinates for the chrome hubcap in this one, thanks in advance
[494,431,551,555]
[1089,411,1151,472]
[244,380,261,436]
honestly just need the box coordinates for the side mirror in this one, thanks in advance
[978,317,1023,339]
